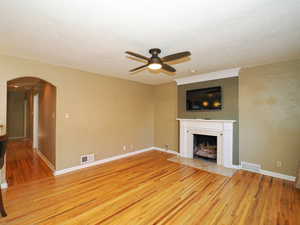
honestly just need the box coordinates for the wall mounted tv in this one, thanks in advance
[186,86,222,111]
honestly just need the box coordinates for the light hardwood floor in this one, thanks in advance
[6,139,53,187]
[1,151,299,225]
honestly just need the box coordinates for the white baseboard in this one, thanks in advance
[54,147,180,176]
[231,165,241,170]
[54,147,295,182]
[231,164,295,181]
[259,169,295,181]
[54,147,154,176]
[35,149,55,171]
[8,136,26,140]
[1,182,8,189]
[153,147,180,156]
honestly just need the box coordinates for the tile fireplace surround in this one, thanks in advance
[177,118,236,168]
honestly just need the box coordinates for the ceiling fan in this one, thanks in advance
[125,48,191,73]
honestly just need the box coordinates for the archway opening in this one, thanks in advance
[6,77,56,186]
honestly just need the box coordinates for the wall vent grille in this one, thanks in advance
[241,161,261,172]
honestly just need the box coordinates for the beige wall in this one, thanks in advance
[39,82,56,166]
[154,82,178,152]
[7,91,25,138]
[239,60,300,176]
[0,55,154,184]
[1,54,299,184]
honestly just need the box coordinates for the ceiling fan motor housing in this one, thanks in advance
[149,48,162,64]
[150,57,162,64]
[149,48,161,56]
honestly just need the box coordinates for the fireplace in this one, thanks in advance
[178,118,235,168]
[193,134,217,162]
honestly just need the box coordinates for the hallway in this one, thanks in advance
[6,139,53,187]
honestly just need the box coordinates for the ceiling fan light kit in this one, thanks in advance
[148,63,162,70]
[125,48,191,74]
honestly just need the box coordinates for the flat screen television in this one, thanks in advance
[186,86,222,111]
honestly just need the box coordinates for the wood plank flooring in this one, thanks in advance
[6,139,53,187]
[0,151,299,225]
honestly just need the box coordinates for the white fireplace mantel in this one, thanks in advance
[177,118,236,168]
[177,118,236,123]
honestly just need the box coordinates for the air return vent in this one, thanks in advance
[241,161,261,172]
[80,154,95,165]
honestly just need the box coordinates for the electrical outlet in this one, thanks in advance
[276,161,282,167]
[123,145,126,151]
[130,144,134,150]
[81,156,88,163]
[80,154,95,165]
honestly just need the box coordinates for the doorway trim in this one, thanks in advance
[33,93,39,150]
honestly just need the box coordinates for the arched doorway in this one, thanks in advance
[6,77,56,186]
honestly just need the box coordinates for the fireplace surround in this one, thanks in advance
[177,118,235,168]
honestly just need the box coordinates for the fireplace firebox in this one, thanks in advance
[193,134,217,161]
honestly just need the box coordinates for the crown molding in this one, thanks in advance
[174,68,240,85]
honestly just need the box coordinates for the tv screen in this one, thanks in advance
[186,86,222,111]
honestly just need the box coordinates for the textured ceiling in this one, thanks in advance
[0,1,299,85]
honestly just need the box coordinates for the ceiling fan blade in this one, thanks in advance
[125,51,149,61]
[161,51,191,62]
[129,64,148,72]
[161,63,176,73]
